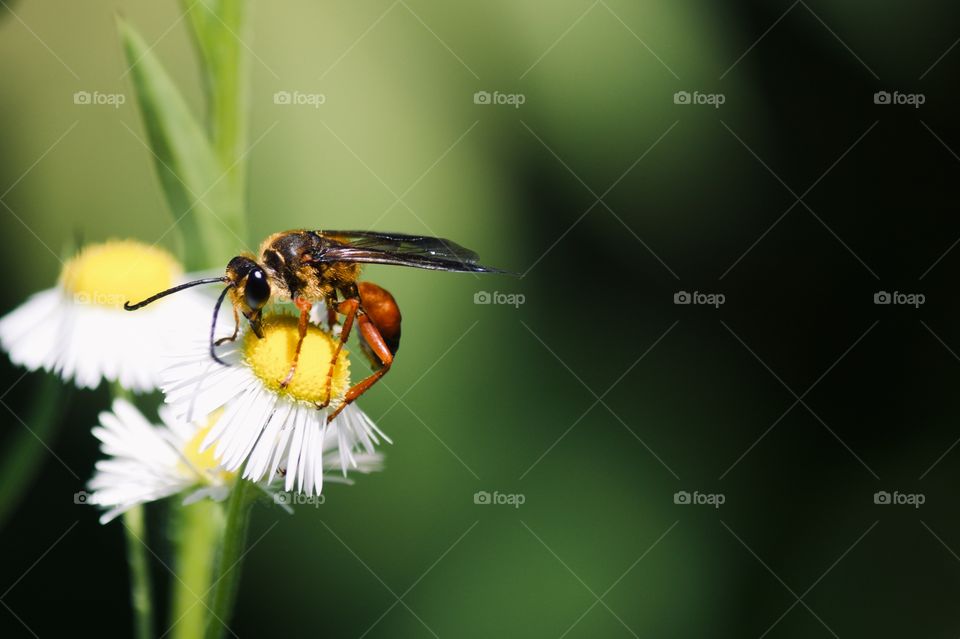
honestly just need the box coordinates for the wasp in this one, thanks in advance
[125,230,505,420]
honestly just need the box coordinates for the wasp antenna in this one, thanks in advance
[124,276,229,311]
[210,284,235,367]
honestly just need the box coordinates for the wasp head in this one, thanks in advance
[226,255,271,338]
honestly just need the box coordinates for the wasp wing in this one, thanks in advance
[313,230,507,273]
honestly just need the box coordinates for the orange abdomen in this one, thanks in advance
[358,281,402,354]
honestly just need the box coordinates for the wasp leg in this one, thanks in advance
[214,306,240,346]
[325,293,340,331]
[327,313,393,422]
[280,296,312,388]
[357,339,381,369]
[319,297,360,408]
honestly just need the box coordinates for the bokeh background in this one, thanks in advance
[1,0,960,636]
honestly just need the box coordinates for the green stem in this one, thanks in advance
[124,504,155,639]
[205,478,255,639]
[0,373,71,529]
[111,382,153,639]
[169,499,225,639]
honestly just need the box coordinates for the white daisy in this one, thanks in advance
[88,398,383,523]
[87,398,233,524]
[161,313,390,497]
[0,240,216,392]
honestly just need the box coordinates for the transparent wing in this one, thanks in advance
[312,230,507,273]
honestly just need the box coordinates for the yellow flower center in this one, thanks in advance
[243,314,351,406]
[179,412,235,484]
[60,240,181,309]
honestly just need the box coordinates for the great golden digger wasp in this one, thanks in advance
[124,230,506,420]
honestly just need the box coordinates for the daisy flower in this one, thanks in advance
[88,398,383,523]
[88,398,232,524]
[161,313,390,497]
[0,240,215,392]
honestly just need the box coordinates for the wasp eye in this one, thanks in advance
[244,268,270,310]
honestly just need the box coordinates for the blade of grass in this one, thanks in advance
[117,15,246,270]
[183,0,251,196]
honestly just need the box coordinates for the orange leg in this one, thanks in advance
[327,313,393,422]
[280,296,312,387]
[320,297,359,407]
[326,299,339,330]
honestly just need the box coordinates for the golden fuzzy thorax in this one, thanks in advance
[256,231,288,257]
[257,230,363,303]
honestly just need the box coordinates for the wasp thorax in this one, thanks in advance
[61,240,181,309]
[243,314,351,405]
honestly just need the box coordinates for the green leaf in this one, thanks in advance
[117,16,246,270]
[183,0,251,195]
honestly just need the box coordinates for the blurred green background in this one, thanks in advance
[2,0,960,636]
